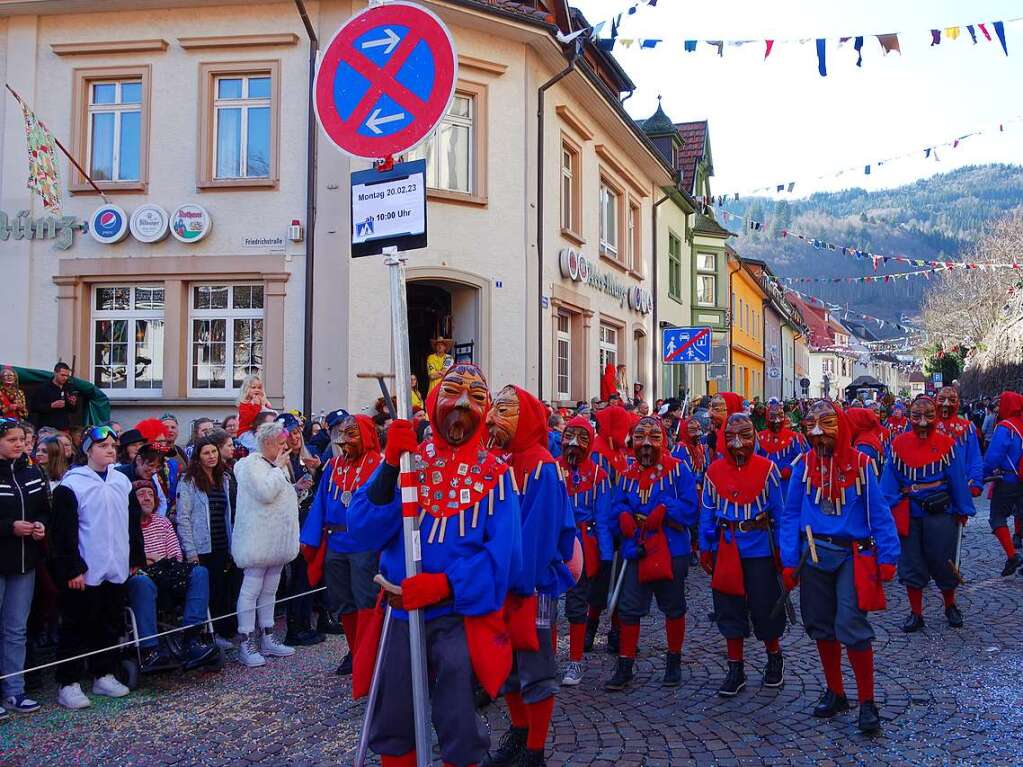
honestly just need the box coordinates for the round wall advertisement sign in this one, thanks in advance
[170,203,212,243]
[129,204,170,243]
[89,204,129,244]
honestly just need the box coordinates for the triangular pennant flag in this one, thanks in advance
[816,38,827,76]
[619,38,634,48]
[684,40,697,52]
[787,182,795,193]
[945,27,960,41]
[864,164,871,175]
[640,39,660,48]
[931,29,941,46]
[765,39,774,59]
[854,36,864,66]
[994,21,1008,55]
[978,23,992,42]
[708,40,724,56]
[591,21,606,39]
[967,25,977,43]
[925,148,931,158]
[877,34,901,54]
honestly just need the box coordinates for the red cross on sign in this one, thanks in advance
[314,2,457,160]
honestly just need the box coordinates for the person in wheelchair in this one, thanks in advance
[125,481,217,672]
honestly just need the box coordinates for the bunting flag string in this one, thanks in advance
[777,265,954,284]
[782,286,927,335]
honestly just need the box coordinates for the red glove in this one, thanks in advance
[780,467,792,481]
[782,567,799,592]
[644,504,666,531]
[957,515,969,527]
[618,512,638,538]
[400,572,451,611]
[699,550,714,576]
[384,419,418,467]
[970,486,982,497]
[878,563,897,582]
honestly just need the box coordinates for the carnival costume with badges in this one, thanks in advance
[981,391,1023,576]
[483,386,576,767]
[881,395,975,632]
[557,416,614,686]
[756,401,806,500]
[347,364,523,767]
[300,414,380,672]
[701,414,786,697]
[780,402,900,734]
[604,417,699,692]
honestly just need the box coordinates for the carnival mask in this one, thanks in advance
[338,417,365,462]
[561,424,591,468]
[806,401,839,456]
[910,398,937,439]
[486,385,520,449]
[767,403,786,432]
[436,365,490,447]
[709,394,728,430]
[687,417,703,441]
[632,416,664,468]
[936,386,959,420]
[725,414,756,466]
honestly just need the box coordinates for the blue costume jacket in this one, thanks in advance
[881,434,975,520]
[756,428,806,502]
[300,452,381,554]
[983,420,1023,486]
[700,456,784,559]
[610,456,699,560]
[506,462,576,598]
[937,417,984,491]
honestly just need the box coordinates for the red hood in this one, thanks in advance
[352,414,381,453]
[562,415,596,461]
[714,392,745,457]
[500,385,553,487]
[594,406,631,451]
[846,407,884,454]
[806,402,865,501]
[999,391,1023,422]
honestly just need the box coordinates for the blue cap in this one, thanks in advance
[275,413,302,432]
[325,409,351,429]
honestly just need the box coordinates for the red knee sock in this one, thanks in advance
[726,638,743,662]
[941,589,956,608]
[618,622,640,659]
[381,753,417,767]
[525,696,555,751]
[665,617,685,654]
[764,637,780,654]
[906,586,923,616]
[994,526,1017,558]
[504,691,529,729]
[846,645,875,703]
[587,606,601,622]
[340,612,359,654]
[816,639,844,695]
[569,622,586,662]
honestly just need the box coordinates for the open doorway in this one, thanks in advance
[407,278,481,404]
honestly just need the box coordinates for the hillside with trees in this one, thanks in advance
[721,164,1023,319]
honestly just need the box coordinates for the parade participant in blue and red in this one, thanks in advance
[300,411,381,676]
[590,405,631,482]
[981,390,1023,576]
[483,385,575,767]
[700,413,786,697]
[882,395,975,632]
[846,407,887,467]
[756,400,806,500]
[935,386,984,495]
[707,392,745,461]
[674,415,708,486]
[347,363,522,767]
[557,416,613,688]
[780,400,900,733]
[604,416,699,692]
[886,401,909,434]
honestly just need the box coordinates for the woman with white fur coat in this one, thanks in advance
[231,421,300,667]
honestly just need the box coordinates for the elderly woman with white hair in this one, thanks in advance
[231,421,300,667]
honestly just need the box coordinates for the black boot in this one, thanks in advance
[583,619,599,652]
[180,633,217,671]
[763,652,784,688]
[662,652,682,687]
[517,749,547,767]
[717,661,746,697]
[604,657,634,691]
[1001,553,1023,577]
[857,700,881,733]
[945,604,964,628]
[316,611,343,635]
[813,689,851,718]
[474,686,493,710]
[901,613,925,633]
[605,627,619,655]
[335,652,353,676]
[139,645,179,674]
[481,726,527,767]
[286,626,325,646]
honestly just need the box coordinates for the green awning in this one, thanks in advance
[9,365,111,427]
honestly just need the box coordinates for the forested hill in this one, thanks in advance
[720,164,1023,318]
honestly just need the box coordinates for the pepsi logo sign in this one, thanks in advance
[89,204,129,244]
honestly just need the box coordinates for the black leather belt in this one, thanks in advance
[325,524,347,535]
[810,533,869,549]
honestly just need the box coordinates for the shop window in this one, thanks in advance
[199,61,279,188]
[599,323,619,370]
[560,138,581,237]
[668,232,682,302]
[599,180,621,260]
[408,83,486,202]
[71,66,151,191]
[189,284,264,393]
[556,313,571,401]
[92,285,164,395]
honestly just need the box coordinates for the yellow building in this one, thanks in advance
[727,249,767,400]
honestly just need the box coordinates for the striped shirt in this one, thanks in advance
[141,514,183,563]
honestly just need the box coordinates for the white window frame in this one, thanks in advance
[697,274,716,307]
[599,181,620,259]
[213,74,272,180]
[188,283,265,396]
[668,232,682,301]
[408,92,475,194]
[626,200,638,271]
[87,79,142,182]
[561,145,575,232]
[91,284,165,397]
[556,313,571,401]
[599,323,619,371]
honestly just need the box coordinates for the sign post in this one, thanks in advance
[314,4,456,766]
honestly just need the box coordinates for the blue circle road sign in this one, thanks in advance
[314,2,457,160]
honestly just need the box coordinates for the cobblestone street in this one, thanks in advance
[3,499,1022,767]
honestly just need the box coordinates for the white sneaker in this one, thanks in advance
[562,661,583,686]
[57,683,92,710]
[92,674,129,698]
[213,634,234,650]
[260,631,296,658]
[237,634,266,667]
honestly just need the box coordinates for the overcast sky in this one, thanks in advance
[573,0,1023,198]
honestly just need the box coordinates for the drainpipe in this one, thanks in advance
[652,194,669,399]
[295,0,318,417]
[535,41,581,399]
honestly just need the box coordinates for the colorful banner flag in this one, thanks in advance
[16,94,61,213]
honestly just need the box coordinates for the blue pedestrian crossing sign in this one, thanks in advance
[663,327,711,364]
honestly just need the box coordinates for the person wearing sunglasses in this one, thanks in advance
[50,425,141,710]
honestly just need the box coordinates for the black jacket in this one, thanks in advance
[0,455,50,575]
[30,380,77,431]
